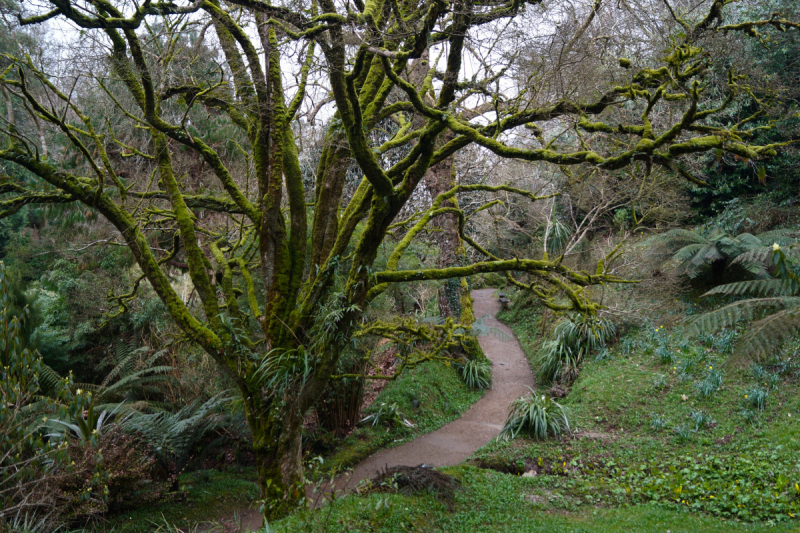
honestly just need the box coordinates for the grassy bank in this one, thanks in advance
[272,296,799,531]
[274,465,795,532]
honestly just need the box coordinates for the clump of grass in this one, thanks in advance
[656,344,673,364]
[359,402,415,428]
[499,389,571,441]
[689,409,714,431]
[652,373,667,390]
[674,423,692,442]
[455,358,492,390]
[695,366,722,398]
[743,387,768,411]
[650,414,668,431]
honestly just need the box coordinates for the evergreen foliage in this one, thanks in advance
[689,243,800,363]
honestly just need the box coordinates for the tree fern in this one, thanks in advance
[689,243,800,363]
[647,227,797,283]
[120,394,229,477]
[703,279,794,298]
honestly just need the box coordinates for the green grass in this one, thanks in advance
[472,307,800,524]
[323,360,484,472]
[92,468,259,532]
[273,466,797,532]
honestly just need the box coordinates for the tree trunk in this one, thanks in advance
[424,131,465,320]
[248,401,305,523]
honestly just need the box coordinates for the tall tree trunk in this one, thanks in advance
[424,131,466,319]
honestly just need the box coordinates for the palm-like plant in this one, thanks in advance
[647,227,795,284]
[536,313,616,383]
[688,243,800,363]
[499,389,571,441]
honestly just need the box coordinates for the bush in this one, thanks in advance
[0,262,89,531]
[499,390,571,441]
[57,428,171,518]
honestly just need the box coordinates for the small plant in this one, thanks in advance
[712,329,736,354]
[594,348,612,362]
[676,357,697,380]
[695,367,722,398]
[499,389,571,441]
[652,374,667,390]
[689,409,714,431]
[620,337,638,355]
[650,414,668,432]
[767,372,780,390]
[656,345,673,365]
[743,387,768,411]
[674,423,692,441]
[752,363,767,381]
[359,402,415,429]
[455,358,492,390]
[740,408,761,426]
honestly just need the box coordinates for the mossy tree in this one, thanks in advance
[1,0,798,520]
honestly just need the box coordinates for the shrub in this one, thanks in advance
[0,263,89,531]
[58,428,170,515]
[455,358,492,390]
[499,390,571,441]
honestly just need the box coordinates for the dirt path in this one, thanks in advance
[224,289,534,530]
[340,288,535,490]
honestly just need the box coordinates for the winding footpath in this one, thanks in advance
[225,289,534,530]
[341,288,535,489]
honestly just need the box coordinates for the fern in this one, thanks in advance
[647,227,796,282]
[121,394,229,474]
[703,279,793,298]
[689,243,800,363]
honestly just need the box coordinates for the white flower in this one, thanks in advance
[773,243,781,252]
